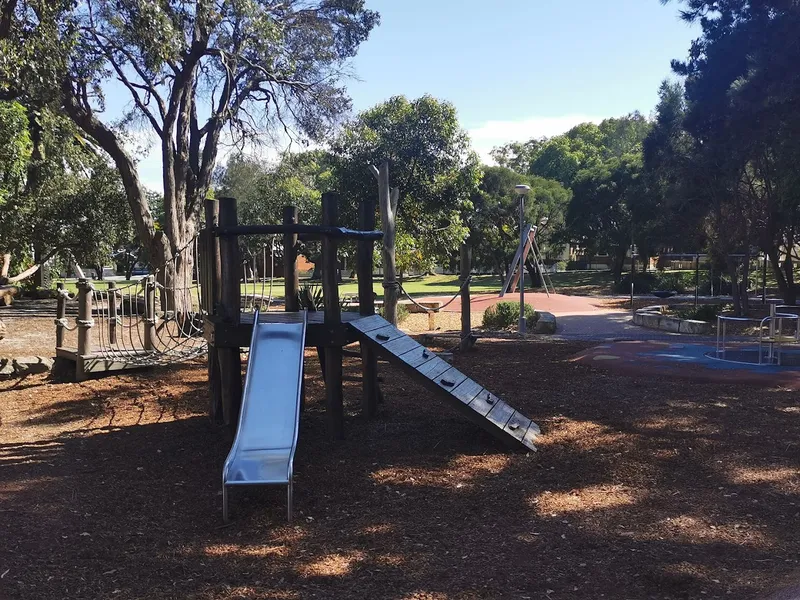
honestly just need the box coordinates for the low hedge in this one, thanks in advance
[482,301,537,330]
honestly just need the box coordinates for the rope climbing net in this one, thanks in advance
[59,236,208,367]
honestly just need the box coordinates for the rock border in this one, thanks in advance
[632,305,712,335]
[533,311,557,334]
[0,356,55,380]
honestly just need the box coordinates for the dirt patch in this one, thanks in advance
[1,340,799,599]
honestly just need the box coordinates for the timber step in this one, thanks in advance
[349,314,539,452]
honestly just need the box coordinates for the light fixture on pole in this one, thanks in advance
[514,185,531,334]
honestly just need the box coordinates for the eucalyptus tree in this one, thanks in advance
[2,0,378,309]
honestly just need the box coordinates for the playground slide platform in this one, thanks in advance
[222,310,307,523]
[350,315,540,451]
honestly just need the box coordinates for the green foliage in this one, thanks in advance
[0,101,30,206]
[492,113,650,187]
[298,283,325,311]
[1,0,379,289]
[482,301,536,330]
[331,95,480,272]
[379,303,409,325]
[0,105,134,279]
[469,166,570,276]
[616,271,696,294]
[664,0,800,308]
[672,303,726,323]
[217,151,330,264]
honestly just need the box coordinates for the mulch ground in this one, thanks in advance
[2,339,800,599]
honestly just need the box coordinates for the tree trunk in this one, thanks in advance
[768,246,796,305]
[1,253,9,279]
[611,248,627,285]
[153,241,195,318]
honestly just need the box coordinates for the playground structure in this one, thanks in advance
[204,193,539,519]
[54,238,208,381]
[714,303,800,366]
[500,223,554,298]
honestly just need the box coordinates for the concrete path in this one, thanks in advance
[420,291,713,342]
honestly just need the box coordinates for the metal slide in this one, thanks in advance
[222,310,307,523]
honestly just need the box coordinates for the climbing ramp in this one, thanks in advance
[350,315,540,451]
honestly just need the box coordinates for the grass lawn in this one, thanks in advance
[53,271,622,301]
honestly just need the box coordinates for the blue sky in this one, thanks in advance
[346,0,699,160]
[128,0,699,190]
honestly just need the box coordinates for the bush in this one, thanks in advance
[672,303,729,322]
[378,303,409,324]
[616,271,696,294]
[482,301,536,330]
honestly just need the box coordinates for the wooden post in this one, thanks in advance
[283,205,300,312]
[321,192,344,439]
[55,282,66,349]
[108,281,118,345]
[370,161,399,325]
[358,195,379,417]
[460,240,473,351]
[76,278,93,381]
[218,197,243,427]
[204,199,224,424]
[144,275,156,351]
[695,254,700,308]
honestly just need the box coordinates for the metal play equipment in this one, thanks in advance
[499,223,554,299]
[714,304,800,365]
[222,309,307,523]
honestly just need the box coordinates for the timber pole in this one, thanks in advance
[108,281,118,345]
[459,240,473,351]
[217,197,243,427]
[76,278,93,381]
[370,161,399,325]
[321,192,344,439]
[358,195,379,417]
[204,198,224,424]
[55,282,66,349]
[283,206,300,312]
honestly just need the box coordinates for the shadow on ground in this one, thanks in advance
[1,342,799,599]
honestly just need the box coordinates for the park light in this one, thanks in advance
[514,184,531,196]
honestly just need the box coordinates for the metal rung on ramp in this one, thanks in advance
[222,310,307,522]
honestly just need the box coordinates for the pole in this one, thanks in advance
[204,199,224,424]
[108,281,118,345]
[321,192,344,439]
[695,254,700,308]
[76,278,93,381]
[371,161,398,325]
[762,253,768,304]
[358,196,379,417]
[460,239,472,350]
[283,205,300,312]
[144,275,156,351]
[518,194,525,334]
[55,282,66,349]
[630,244,635,311]
[218,196,243,427]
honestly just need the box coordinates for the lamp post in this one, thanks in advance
[515,184,531,334]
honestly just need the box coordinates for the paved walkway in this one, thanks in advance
[420,291,689,341]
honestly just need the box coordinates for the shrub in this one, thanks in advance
[616,271,696,294]
[673,303,728,322]
[378,303,409,324]
[482,301,535,330]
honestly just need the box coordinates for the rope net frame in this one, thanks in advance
[58,234,286,368]
[57,236,207,367]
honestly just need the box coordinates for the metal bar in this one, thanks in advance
[215,224,383,240]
